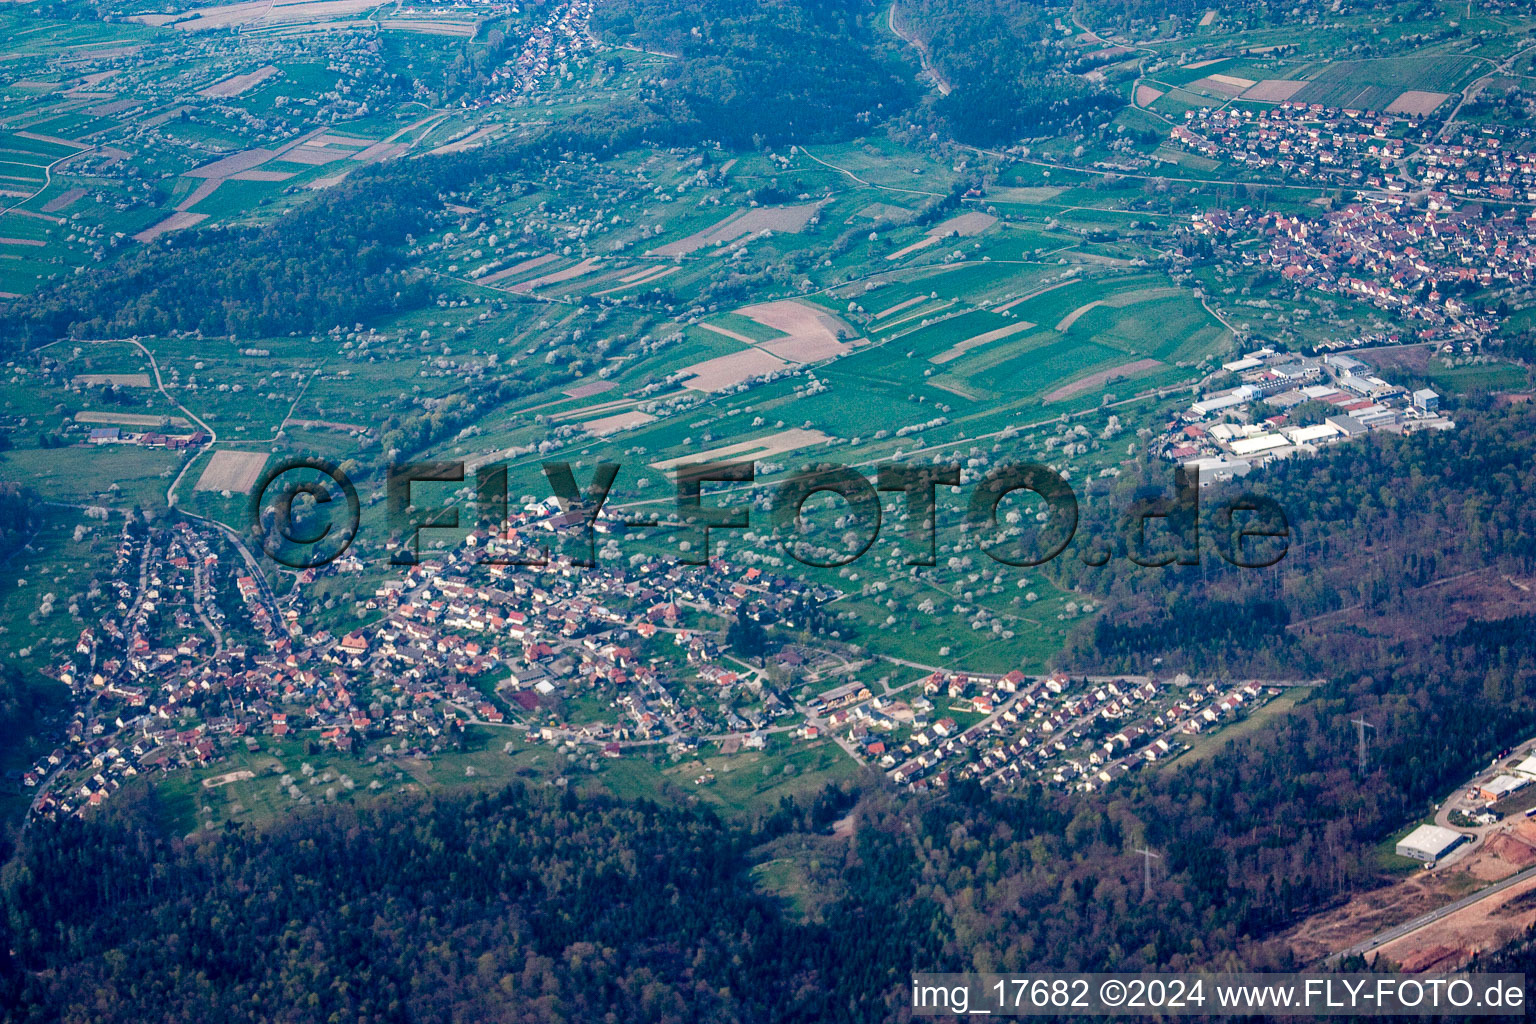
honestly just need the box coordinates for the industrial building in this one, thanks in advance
[1395,824,1467,863]
[1479,774,1530,802]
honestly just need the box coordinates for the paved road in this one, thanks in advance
[1329,861,1536,964]
[1326,733,1536,963]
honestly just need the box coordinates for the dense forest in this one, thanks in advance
[593,0,913,147]
[0,663,50,753]
[1049,400,1536,675]
[896,0,1124,144]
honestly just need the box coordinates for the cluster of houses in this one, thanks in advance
[847,666,1277,792]
[1191,190,1528,345]
[1170,102,1414,185]
[1408,127,1536,204]
[85,424,211,450]
[1163,349,1454,478]
[870,667,1280,794]
[484,0,594,99]
[25,498,841,821]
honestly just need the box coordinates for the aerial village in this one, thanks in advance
[1175,103,1534,355]
[19,487,1303,819]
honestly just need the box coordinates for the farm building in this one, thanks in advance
[1396,824,1467,862]
[1479,774,1529,802]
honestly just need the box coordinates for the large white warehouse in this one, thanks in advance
[1395,824,1467,863]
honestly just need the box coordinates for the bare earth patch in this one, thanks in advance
[651,428,832,472]
[73,373,150,388]
[563,381,616,400]
[229,169,293,182]
[481,254,557,285]
[1243,79,1307,102]
[737,300,860,363]
[697,323,758,345]
[582,410,656,436]
[1191,73,1256,96]
[77,410,191,429]
[930,320,1036,364]
[987,186,1065,204]
[1376,875,1536,972]
[885,211,997,260]
[649,203,821,257]
[851,202,910,223]
[273,144,348,166]
[198,65,278,98]
[134,211,208,242]
[1043,358,1164,403]
[1386,90,1452,116]
[513,257,602,294]
[995,279,1075,314]
[428,126,500,156]
[1054,300,1105,332]
[132,0,382,30]
[41,186,85,213]
[195,450,269,493]
[1356,342,1434,373]
[202,769,256,788]
[680,348,789,393]
[1285,875,1452,964]
[593,266,677,295]
[1135,84,1165,106]
[874,296,925,319]
[377,18,475,36]
[1290,570,1536,643]
[187,148,275,178]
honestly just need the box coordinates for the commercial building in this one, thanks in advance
[1283,423,1341,445]
[1326,414,1368,437]
[1479,774,1529,802]
[1395,824,1467,862]
[1228,433,1290,456]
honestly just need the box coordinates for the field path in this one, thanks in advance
[793,146,946,199]
[0,143,99,221]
